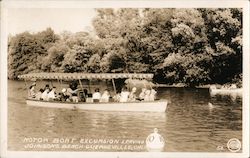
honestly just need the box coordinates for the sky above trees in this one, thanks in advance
[7,8,97,35]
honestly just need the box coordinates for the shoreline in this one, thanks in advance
[154,83,242,89]
[154,84,209,89]
[9,79,241,89]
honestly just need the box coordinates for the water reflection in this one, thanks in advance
[40,111,56,134]
[8,81,242,152]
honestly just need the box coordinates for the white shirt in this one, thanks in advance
[28,87,36,98]
[120,91,130,102]
[93,92,101,100]
[139,90,146,100]
[41,91,49,101]
[48,90,56,99]
[35,92,42,100]
[149,89,157,101]
[100,92,110,102]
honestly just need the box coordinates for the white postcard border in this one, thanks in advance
[1,0,249,158]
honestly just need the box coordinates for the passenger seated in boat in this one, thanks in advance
[72,96,78,103]
[144,90,151,101]
[78,89,89,102]
[43,84,50,91]
[149,89,157,101]
[139,88,147,101]
[83,89,88,97]
[61,88,70,102]
[28,83,36,99]
[48,87,57,101]
[128,87,137,102]
[86,93,93,102]
[120,87,130,102]
[100,89,110,102]
[35,88,44,100]
[67,87,78,102]
[113,93,121,102]
[41,88,50,101]
[93,88,101,102]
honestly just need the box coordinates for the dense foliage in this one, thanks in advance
[8,8,242,86]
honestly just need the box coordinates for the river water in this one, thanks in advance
[7,80,242,152]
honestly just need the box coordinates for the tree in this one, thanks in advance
[140,9,174,82]
[8,32,46,79]
[8,9,242,87]
[40,41,69,72]
[61,45,92,72]
[86,53,101,73]
[160,9,212,86]
[199,8,242,84]
[8,28,59,79]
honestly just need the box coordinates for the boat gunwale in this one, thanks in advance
[26,99,168,105]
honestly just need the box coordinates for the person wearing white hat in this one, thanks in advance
[61,88,70,102]
[119,87,130,102]
[128,87,137,102]
[100,89,110,102]
[62,88,66,93]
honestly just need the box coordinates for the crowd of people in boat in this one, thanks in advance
[28,82,157,103]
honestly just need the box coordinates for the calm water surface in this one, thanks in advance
[8,80,242,152]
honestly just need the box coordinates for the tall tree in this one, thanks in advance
[162,9,212,86]
[8,32,46,79]
[40,41,69,72]
[199,8,242,84]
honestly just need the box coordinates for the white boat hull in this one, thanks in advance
[209,88,243,96]
[26,99,168,112]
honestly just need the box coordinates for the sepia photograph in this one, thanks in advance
[1,0,249,158]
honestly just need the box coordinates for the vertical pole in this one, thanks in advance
[78,79,83,91]
[149,79,153,90]
[88,80,91,92]
[57,79,60,88]
[24,79,29,97]
[112,79,117,94]
[142,79,147,89]
[24,79,28,90]
[50,80,53,87]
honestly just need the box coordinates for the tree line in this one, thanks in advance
[8,8,242,87]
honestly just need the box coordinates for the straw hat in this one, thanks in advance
[62,88,66,93]
[132,87,137,92]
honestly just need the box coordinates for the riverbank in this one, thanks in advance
[154,83,242,89]
[10,78,242,89]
